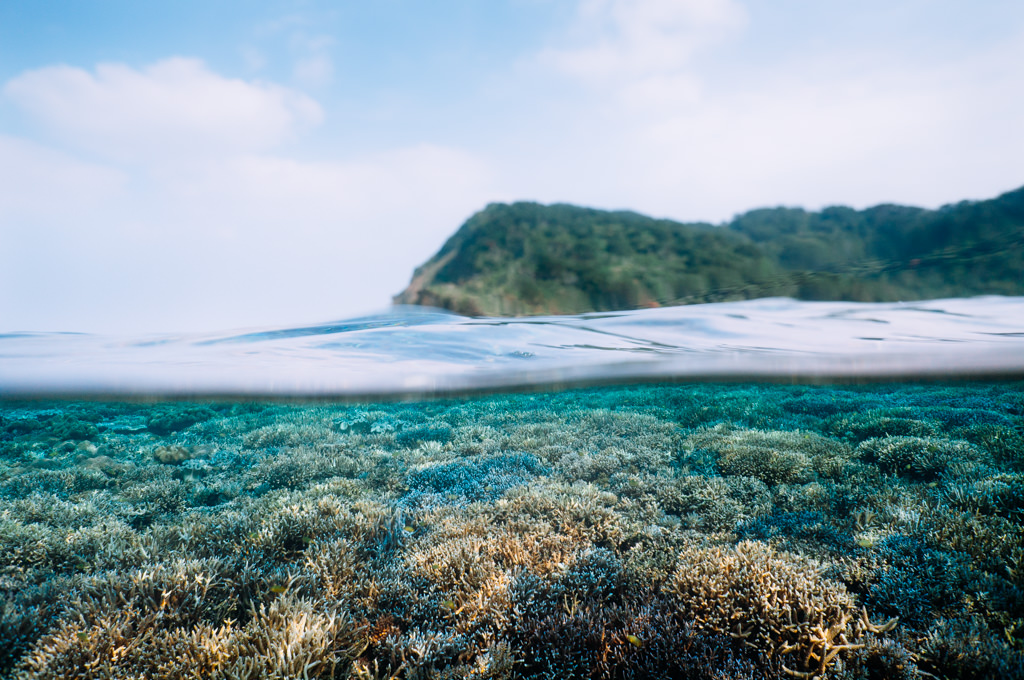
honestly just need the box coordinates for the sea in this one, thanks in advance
[1,297,1022,679]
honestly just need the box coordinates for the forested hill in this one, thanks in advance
[393,185,1024,316]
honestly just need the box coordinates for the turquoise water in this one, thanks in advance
[1,299,1023,679]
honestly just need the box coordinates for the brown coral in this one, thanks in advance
[152,445,193,465]
[667,540,895,677]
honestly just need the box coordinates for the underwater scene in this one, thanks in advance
[1,300,1024,679]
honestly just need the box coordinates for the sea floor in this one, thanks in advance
[1,382,1022,679]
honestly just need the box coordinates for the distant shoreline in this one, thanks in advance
[395,186,1024,317]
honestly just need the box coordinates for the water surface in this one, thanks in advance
[2,296,1023,398]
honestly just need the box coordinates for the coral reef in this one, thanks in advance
[1,381,1022,679]
[684,424,846,486]
[856,436,982,481]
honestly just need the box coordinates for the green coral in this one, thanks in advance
[856,436,981,480]
[684,424,847,486]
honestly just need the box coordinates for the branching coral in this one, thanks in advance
[2,383,1022,679]
[658,473,772,531]
[856,436,982,480]
[146,405,218,436]
[919,615,1024,679]
[16,593,364,680]
[684,425,846,486]
[403,452,547,508]
[825,411,939,442]
[667,541,895,677]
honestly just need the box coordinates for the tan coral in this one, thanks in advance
[667,540,894,677]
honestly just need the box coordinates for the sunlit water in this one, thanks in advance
[2,296,1023,398]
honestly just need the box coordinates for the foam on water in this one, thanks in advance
[2,296,1023,398]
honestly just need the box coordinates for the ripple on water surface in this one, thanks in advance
[1,296,1024,398]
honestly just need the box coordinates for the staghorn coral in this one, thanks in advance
[242,421,338,450]
[864,535,972,629]
[212,595,365,680]
[954,422,1024,469]
[403,452,546,508]
[912,502,1024,578]
[941,470,1024,519]
[16,593,364,680]
[0,466,112,499]
[146,404,218,436]
[840,635,920,680]
[735,511,854,555]
[825,411,939,443]
[0,580,64,675]
[14,558,239,679]
[396,426,454,449]
[780,389,882,420]
[666,540,895,677]
[659,473,773,532]
[244,445,360,491]
[918,615,1024,679]
[2,382,1023,679]
[684,425,846,486]
[856,435,982,480]
[510,599,762,680]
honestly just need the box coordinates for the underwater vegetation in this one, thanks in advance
[0,382,1022,679]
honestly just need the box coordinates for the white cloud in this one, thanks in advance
[0,135,126,221]
[0,59,494,332]
[513,1,1024,221]
[294,54,334,87]
[106,143,491,332]
[156,144,493,258]
[3,58,323,162]
[619,35,1024,215]
[292,34,335,87]
[541,0,746,84]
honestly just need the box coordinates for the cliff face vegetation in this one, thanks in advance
[393,186,1024,316]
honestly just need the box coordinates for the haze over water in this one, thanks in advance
[2,296,1023,399]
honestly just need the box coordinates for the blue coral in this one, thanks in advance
[403,452,547,507]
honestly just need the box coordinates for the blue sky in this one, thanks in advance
[2,0,1023,332]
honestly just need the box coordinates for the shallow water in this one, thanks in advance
[1,301,1023,679]
[1,296,1023,398]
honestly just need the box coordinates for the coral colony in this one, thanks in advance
[1,382,1023,679]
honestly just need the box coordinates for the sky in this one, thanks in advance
[1,0,1022,333]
